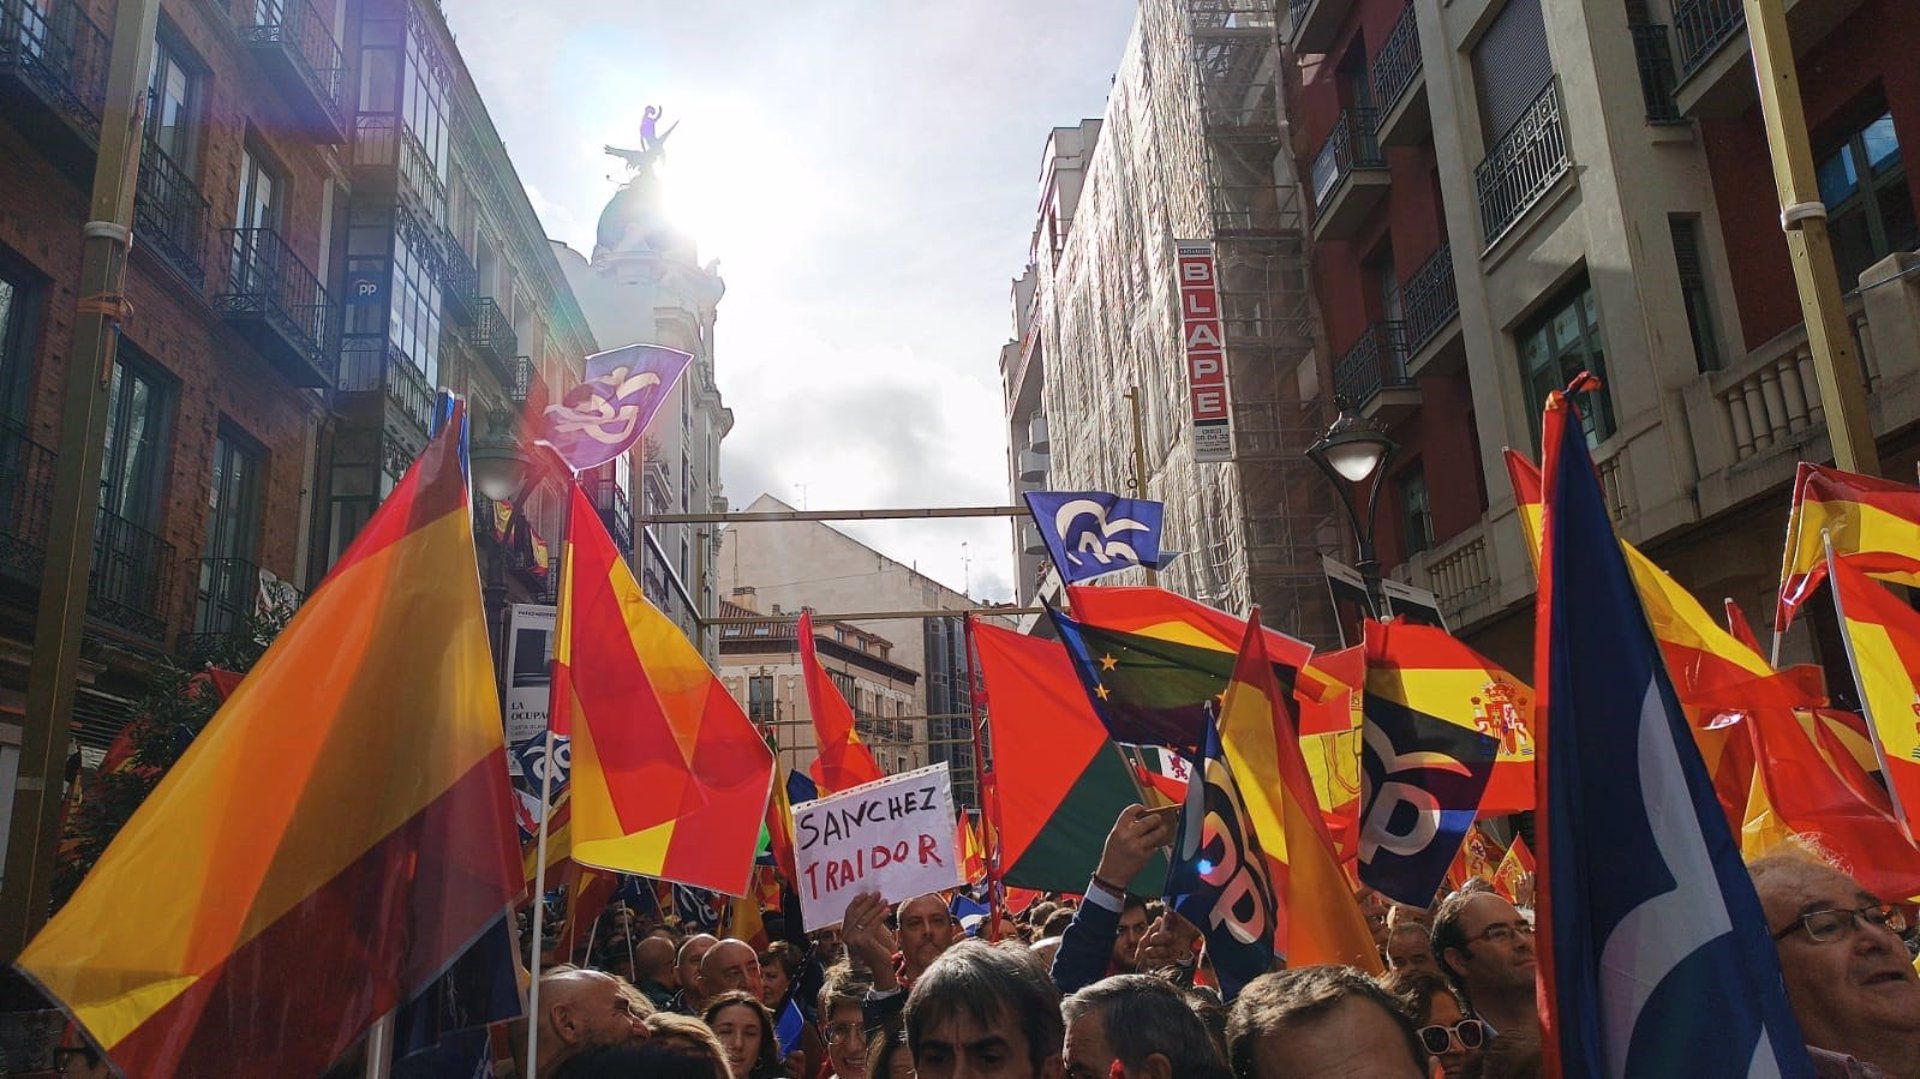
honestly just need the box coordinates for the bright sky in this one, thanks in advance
[449,2,1138,602]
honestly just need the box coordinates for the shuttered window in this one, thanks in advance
[1471,0,1554,144]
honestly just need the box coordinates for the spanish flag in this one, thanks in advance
[798,610,884,794]
[553,483,774,895]
[1825,553,1920,840]
[1218,611,1382,973]
[1777,462,1920,632]
[19,402,522,1076]
[1491,835,1535,904]
[1364,619,1532,815]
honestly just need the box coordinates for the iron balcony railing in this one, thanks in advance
[191,555,258,637]
[1401,243,1459,353]
[1333,321,1413,407]
[0,420,55,586]
[438,227,476,321]
[1674,0,1744,77]
[398,125,446,214]
[468,297,518,364]
[1473,82,1569,246]
[216,226,335,374]
[585,470,634,555]
[1371,4,1423,116]
[1631,24,1683,124]
[338,340,434,434]
[92,507,176,643]
[237,0,345,133]
[511,354,536,405]
[134,138,210,285]
[1310,108,1386,213]
[1286,0,1310,39]
[0,0,110,142]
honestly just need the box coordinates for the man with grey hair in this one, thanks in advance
[1226,966,1426,1078]
[1061,974,1229,1079]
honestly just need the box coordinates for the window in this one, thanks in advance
[1471,0,1553,144]
[389,226,442,385]
[1398,462,1434,556]
[197,429,264,634]
[1518,277,1614,447]
[1669,217,1721,373]
[99,352,173,532]
[146,32,198,167]
[1817,109,1915,288]
[235,145,284,233]
[748,675,774,723]
[0,260,37,424]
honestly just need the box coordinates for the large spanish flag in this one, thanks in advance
[553,483,774,895]
[1777,462,1920,632]
[1826,553,1920,840]
[797,609,884,793]
[1364,619,1532,815]
[1218,612,1382,973]
[20,403,522,1076]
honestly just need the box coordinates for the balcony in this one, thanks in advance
[1473,83,1569,248]
[237,0,347,142]
[92,508,176,645]
[215,227,335,387]
[338,340,434,435]
[1309,109,1389,242]
[1287,0,1346,54]
[134,140,211,287]
[1371,4,1428,148]
[511,354,537,405]
[439,228,477,324]
[468,297,518,381]
[0,421,55,587]
[1630,24,1683,125]
[0,0,109,179]
[1333,321,1418,423]
[1401,242,1465,378]
[1672,0,1863,119]
[585,469,634,557]
[179,556,281,663]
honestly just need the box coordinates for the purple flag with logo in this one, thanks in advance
[539,343,691,473]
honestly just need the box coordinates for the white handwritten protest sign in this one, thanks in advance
[793,762,961,931]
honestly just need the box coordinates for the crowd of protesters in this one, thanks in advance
[367,804,1920,1079]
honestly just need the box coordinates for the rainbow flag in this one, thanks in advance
[1825,554,1920,840]
[19,402,522,1076]
[1777,462,1920,632]
[553,483,774,895]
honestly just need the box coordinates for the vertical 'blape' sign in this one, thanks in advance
[791,763,961,930]
[1177,239,1232,462]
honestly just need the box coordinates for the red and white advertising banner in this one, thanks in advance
[1176,240,1232,462]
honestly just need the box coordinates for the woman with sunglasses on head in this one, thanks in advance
[1380,969,1486,1079]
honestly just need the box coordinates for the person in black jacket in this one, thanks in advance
[1051,805,1177,996]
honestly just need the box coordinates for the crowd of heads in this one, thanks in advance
[508,808,1917,1079]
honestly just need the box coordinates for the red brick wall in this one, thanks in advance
[1701,0,1920,351]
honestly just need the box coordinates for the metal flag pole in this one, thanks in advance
[526,474,578,1078]
[962,613,1007,938]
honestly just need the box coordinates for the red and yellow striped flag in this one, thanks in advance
[798,610,884,794]
[20,403,522,1076]
[1826,554,1920,840]
[1777,462,1920,632]
[553,483,774,895]
[1492,835,1535,904]
[1219,612,1383,973]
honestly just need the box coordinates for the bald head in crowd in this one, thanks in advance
[697,938,765,1002]
[675,934,718,1011]
[634,935,677,985]
[1751,853,1920,1078]
[532,968,649,1078]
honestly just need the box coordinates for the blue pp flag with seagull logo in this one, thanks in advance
[1165,720,1276,1001]
[1533,385,1811,1077]
[1024,491,1166,585]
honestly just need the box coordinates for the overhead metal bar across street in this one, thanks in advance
[642,505,1030,525]
[705,607,1046,625]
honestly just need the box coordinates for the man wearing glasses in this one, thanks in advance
[1429,890,1539,1045]
[1751,853,1919,1079]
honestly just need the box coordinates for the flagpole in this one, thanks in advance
[526,473,577,1078]
[962,613,1006,938]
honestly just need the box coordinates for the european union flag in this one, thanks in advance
[1535,392,1812,1075]
[1165,724,1275,1001]
[1024,491,1166,585]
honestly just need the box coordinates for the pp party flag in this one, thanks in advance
[1533,390,1812,1077]
[1777,462,1920,632]
[1491,835,1535,905]
[1216,611,1382,973]
[971,621,1166,894]
[1356,620,1504,906]
[20,401,523,1077]
[798,609,885,793]
[539,343,691,473]
[1827,551,1920,838]
[1167,712,1278,1000]
[1022,491,1167,585]
[553,482,774,895]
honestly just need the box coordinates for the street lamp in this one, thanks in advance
[469,408,528,695]
[1306,405,1398,619]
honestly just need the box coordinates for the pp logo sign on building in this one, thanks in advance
[1177,240,1232,462]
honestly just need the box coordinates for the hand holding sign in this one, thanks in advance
[793,763,961,933]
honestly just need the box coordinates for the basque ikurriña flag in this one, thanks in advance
[1533,388,1812,1077]
[1022,491,1167,585]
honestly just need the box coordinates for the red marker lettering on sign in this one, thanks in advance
[918,833,944,867]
